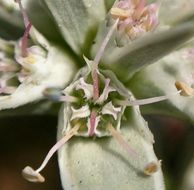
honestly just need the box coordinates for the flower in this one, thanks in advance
[110,0,158,39]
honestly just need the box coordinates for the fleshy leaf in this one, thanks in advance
[99,21,194,82]
[57,98,164,190]
[25,0,106,55]
[127,48,194,123]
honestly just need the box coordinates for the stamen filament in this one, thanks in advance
[36,125,79,173]
[93,19,119,66]
[22,125,80,182]
[92,19,119,100]
[107,123,138,157]
[15,0,30,27]
[21,23,32,57]
[117,91,181,106]
[59,95,79,103]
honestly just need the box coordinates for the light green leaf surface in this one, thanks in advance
[0,1,23,39]
[57,103,164,190]
[25,0,106,55]
[127,49,194,123]
[159,0,194,25]
[99,22,194,82]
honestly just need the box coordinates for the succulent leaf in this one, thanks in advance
[98,21,194,81]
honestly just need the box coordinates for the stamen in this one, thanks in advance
[175,81,194,97]
[43,87,78,103]
[117,91,181,106]
[15,0,30,27]
[92,19,119,101]
[22,124,80,183]
[110,8,131,20]
[107,123,138,157]
[93,19,119,66]
[15,0,32,57]
[20,23,32,57]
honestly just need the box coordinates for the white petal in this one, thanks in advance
[96,78,115,104]
[70,104,90,120]
[75,78,93,99]
[0,45,76,110]
[101,101,121,120]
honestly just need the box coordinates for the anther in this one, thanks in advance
[143,160,161,176]
[22,125,80,183]
[43,87,78,103]
[175,81,194,97]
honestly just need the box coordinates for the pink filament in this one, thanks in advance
[107,124,138,157]
[36,125,80,173]
[20,23,32,57]
[88,110,97,137]
[92,69,99,100]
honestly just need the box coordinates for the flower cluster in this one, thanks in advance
[110,0,158,39]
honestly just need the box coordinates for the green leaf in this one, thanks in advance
[159,0,194,25]
[57,102,164,190]
[0,2,23,39]
[25,0,106,55]
[100,22,194,82]
[127,48,194,123]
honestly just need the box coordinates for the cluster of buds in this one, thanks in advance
[110,0,158,40]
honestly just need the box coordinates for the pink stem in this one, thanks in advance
[15,0,30,27]
[92,69,99,100]
[91,19,119,101]
[88,110,97,137]
[36,125,79,173]
[21,22,32,57]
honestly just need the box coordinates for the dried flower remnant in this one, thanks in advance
[110,0,159,40]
